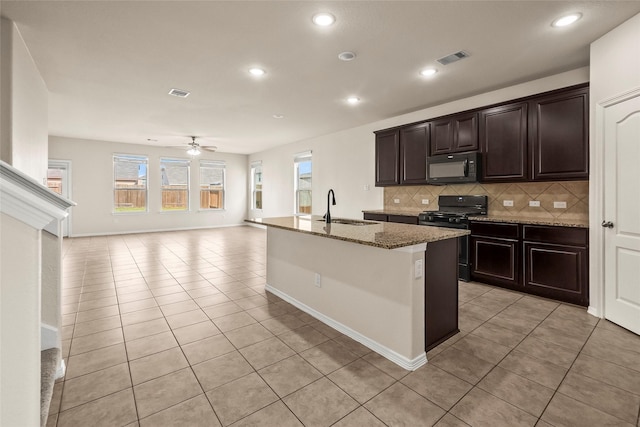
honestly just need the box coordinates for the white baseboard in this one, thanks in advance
[266,284,426,371]
[587,306,603,318]
[56,359,66,379]
[41,323,59,351]
[71,222,247,237]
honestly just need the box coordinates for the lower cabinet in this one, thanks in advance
[470,221,589,306]
[470,222,521,289]
[363,212,419,225]
[522,225,589,306]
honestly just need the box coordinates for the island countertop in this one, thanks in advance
[245,215,469,250]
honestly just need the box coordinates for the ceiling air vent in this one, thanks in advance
[437,51,470,66]
[168,88,190,98]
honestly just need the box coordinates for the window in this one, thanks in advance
[294,151,312,214]
[161,158,190,211]
[113,154,148,213]
[251,161,263,210]
[200,160,225,209]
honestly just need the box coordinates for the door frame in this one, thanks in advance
[589,86,640,319]
[48,159,72,237]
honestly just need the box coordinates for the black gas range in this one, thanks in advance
[418,195,488,281]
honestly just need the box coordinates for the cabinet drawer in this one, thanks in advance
[388,214,419,225]
[363,213,388,222]
[470,222,519,239]
[523,225,588,246]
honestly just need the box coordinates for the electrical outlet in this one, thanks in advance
[393,199,400,204]
[421,199,429,205]
[554,201,567,209]
[314,273,321,288]
[414,259,423,279]
[503,200,514,207]
[363,184,370,191]
[529,200,541,207]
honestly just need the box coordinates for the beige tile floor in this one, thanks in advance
[48,226,640,427]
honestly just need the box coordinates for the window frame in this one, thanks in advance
[160,157,191,213]
[199,160,226,211]
[250,161,263,211]
[113,154,148,214]
[294,151,312,215]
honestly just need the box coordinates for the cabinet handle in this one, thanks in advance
[601,221,614,228]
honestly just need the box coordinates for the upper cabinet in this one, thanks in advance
[375,123,429,186]
[400,123,429,184]
[429,112,478,155]
[374,129,400,186]
[480,102,529,182]
[480,84,589,183]
[374,83,589,186]
[530,86,589,181]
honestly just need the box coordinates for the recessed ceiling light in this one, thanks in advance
[338,51,356,61]
[346,96,360,104]
[552,13,582,27]
[248,68,266,76]
[312,13,335,26]
[273,114,285,119]
[419,68,438,77]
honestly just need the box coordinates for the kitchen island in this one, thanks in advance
[245,215,468,370]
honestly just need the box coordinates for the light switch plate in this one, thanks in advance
[503,200,514,207]
[529,200,541,207]
[554,201,567,209]
[363,184,370,191]
[394,199,400,204]
[421,199,429,205]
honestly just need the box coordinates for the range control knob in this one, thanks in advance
[427,215,434,222]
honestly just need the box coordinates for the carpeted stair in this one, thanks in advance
[41,348,60,427]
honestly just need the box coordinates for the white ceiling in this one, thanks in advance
[3,1,640,154]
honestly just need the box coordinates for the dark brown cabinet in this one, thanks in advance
[470,221,589,306]
[530,86,589,180]
[375,84,589,186]
[479,102,529,182]
[400,123,429,184]
[470,222,521,289]
[363,212,419,225]
[363,213,388,222]
[375,123,429,186]
[429,112,478,155]
[374,129,400,186]
[522,225,588,306]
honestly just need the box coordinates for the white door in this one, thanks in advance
[603,92,640,335]
[47,160,72,237]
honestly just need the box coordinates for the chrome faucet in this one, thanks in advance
[325,189,336,224]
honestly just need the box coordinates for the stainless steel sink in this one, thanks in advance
[316,218,376,226]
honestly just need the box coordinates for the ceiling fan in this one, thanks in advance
[169,136,217,156]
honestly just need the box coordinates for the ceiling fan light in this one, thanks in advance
[187,146,201,156]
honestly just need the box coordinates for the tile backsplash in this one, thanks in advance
[384,181,589,221]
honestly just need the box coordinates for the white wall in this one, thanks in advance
[248,67,590,220]
[49,136,248,236]
[0,18,48,183]
[588,12,640,316]
[0,214,42,427]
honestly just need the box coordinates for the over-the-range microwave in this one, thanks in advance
[427,152,481,184]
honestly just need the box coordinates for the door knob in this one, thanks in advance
[601,221,614,228]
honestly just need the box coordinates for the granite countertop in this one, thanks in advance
[469,215,589,228]
[245,215,469,250]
